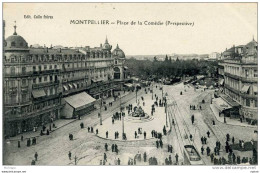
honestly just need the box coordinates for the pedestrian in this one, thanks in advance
[104,153,107,162]
[201,146,204,155]
[207,131,210,138]
[191,115,195,125]
[204,137,207,144]
[144,131,146,139]
[106,131,108,138]
[31,160,36,165]
[224,117,226,123]
[160,139,163,148]
[18,141,20,148]
[172,119,175,125]
[68,151,72,160]
[212,120,215,125]
[201,136,204,144]
[135,131,137,139]
[144,152,147,162]
[214,147,217,155]
[46,129,49,135]
[96,129,98,134]
[34,152,38,161]
[105,143,108,151]
[112,144,115,152]
[91,127,93,133]
[206,147,211,156]
[190,134,193,141]
[156,140,159,148]
[175,153,179,164]
[21,135,24,141]
[232,137,235,144]
[118,158,121,165]
[210,153,214,162]
[88,127,90,132]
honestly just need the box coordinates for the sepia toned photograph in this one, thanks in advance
[1,2,258,168]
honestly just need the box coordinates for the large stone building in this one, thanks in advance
[3,22,128,137]
[217,38,258,123]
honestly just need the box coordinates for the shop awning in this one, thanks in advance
[241,85,250,93]
[63,85,68,91]
[253,85,258,93]
[213,97,232,112]
[73,83,77,89]
[124,66,128,70]
[32,89,46,98]
[220,95,240,107]
[68,84,73,89]
[219,79,224,85]
[124,83,133,87]
[63,92,96,110]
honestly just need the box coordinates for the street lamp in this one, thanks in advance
[135,86,137,103]
[165,100,168,127]
[119,93,125,140]
[100,96,103,125]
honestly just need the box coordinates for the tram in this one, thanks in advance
[183,145,204,165]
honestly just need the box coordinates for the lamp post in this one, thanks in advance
[165,100,168,127]
[120,93,125,140]
[100,96,103,125]
[135,86,137,103]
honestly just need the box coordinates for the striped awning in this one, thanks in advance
[241,85,250,93]
[68,84,73,89]
[32,89,46,98]
[63,85,68,91]
[73,83,77,89]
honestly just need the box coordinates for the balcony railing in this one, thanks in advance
[224,84,240,94]
[240,77,257,83]
[224,72,240,80]
[32,80,60,89]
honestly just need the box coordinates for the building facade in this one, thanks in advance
[3,23,128,137]
[218,38,258,122]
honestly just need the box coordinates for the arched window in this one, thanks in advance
[114,67,120,79]
[11,42,16,47]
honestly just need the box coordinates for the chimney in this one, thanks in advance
[100,43,102,48]
[60,48,61,53]
[47,47,48,53]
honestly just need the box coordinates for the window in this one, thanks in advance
[11,42,16,47]
[21,94,26,102]
[54,65,57,69]
[22,79,26,86]
[33,78,36,84]
[44,65,47,70]
[254,70,257,77]
[39,77,42,83]
[38,65,42,71]
[246,99,250,107]
[50,65,52,69]
[44,76,47,81]
[245,69,249,77]
[22,67,26,74]
[50,88,53,95]
[11,67,15,74]
[255,100,258,107]
[33,66,36,72]
[50,76,53,81]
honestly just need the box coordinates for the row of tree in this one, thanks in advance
[125,55,218,80]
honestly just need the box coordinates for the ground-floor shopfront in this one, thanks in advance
[5,108,61,137]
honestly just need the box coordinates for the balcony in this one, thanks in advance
[241,59,257,65]
[32,80,60,89]
[240,93,257,99]
[224,84,240,95]
[5,72,34,78]
[240,77,257,83]
[224,72,240,80]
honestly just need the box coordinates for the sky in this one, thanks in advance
[3,3,257,55]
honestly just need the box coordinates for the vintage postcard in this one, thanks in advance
[1,2,258,171]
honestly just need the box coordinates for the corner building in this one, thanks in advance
[3,23,128,137]
[218,38,258,123]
